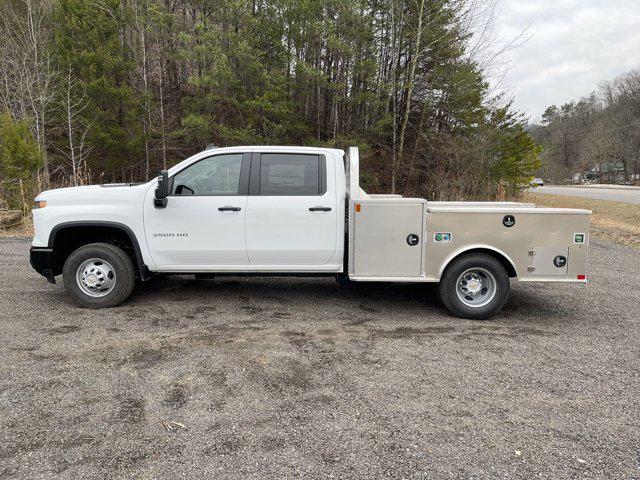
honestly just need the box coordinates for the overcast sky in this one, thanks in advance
[491,0,640,121]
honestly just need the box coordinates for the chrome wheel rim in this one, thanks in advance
[76,258,116,297]
[456,268,496,308]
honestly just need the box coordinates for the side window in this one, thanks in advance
[172,154,243,195]
[259,154,325,195]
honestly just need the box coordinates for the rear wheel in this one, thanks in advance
[438,253,509,319]
[62,243,135,308]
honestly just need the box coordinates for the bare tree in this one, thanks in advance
[130,0,155,180]
[57,67,92,186]
[0,0,57,185]
[397,0,426,176]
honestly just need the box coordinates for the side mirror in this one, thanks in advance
[154,170,170,208]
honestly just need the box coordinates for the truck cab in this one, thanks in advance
[30,146,591,319]
[145,146,346,272]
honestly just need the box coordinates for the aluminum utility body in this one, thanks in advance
[30,146,591,319]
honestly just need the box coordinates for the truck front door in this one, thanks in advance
[245,153,338,266]
[144,152,250,268]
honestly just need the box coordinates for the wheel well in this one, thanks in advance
[50,225,140,277]
[444,248,517,278]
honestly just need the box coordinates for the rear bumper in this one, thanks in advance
[30,247,56,284]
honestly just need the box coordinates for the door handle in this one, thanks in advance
[218,206,241,212]
[309,206,332,212]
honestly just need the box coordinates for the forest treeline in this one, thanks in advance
[0,0,541,211]
[530,69,640,183]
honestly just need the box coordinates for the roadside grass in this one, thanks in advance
[526,192,640,248]
[0,217,33,238]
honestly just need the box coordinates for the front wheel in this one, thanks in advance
[62,243,136,308]
[438,253,510,319]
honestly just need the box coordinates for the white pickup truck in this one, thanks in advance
[30,146,591,319]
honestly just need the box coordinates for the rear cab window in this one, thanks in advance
[257,154,326,196]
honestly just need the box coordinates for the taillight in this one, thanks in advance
[577,274,586,280]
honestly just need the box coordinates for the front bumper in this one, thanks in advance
[30,247,56,284]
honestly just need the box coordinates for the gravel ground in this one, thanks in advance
[0,237,639,479]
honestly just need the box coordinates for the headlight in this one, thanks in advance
[34,200,47,209]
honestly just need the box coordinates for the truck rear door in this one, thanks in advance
[245,152,337,266]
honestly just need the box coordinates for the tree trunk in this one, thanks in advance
[397,0,426,170]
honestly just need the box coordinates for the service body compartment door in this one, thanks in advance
[531,246,569,276]
[352,202,424,277]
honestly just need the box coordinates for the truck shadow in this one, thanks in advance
[129,274,575,325]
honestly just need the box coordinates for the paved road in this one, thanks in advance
[535,185,640,204]
[1,237,639,479]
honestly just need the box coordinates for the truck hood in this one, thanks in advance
[35,182,153,205]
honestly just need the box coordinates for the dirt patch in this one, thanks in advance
[203,435,244,455]
[115,396,146,423]
[44,324,81,334]
[162,383,189,410]
[370,326,455,338]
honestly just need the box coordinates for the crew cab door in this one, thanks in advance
[144,153,250,268]
[245,152,338,266]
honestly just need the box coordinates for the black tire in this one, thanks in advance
[62,243,136,308]
[438,253,510,320]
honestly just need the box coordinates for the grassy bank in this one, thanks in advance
[526,192,640,248]
[0,217,32,238]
